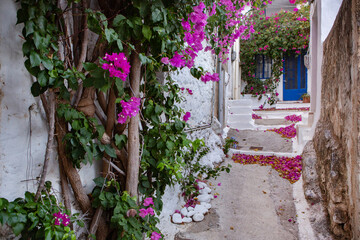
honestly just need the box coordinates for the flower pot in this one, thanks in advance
[302,96,310,103]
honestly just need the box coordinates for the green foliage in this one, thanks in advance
[139,73,190,210]
[57,104,117,168]
[91,178,160,240]
[0,182,78,239]
[240,5,310,106]
[223,137,238,154]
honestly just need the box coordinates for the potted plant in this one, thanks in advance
[301,93,310,103]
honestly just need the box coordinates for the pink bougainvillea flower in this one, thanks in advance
[143,197,154,207]
[267,124,296,138]
[147,207,155,216]
[217,183,221,186]
[151,231,162,240]
[252,113,262,119]
[232,154,302,183]
[102,53,131,81]
[214,195,218,198]
[139,208,148,218]
[117,97,141,124]
[289,0,296,3]
[169,52,186,68]
[285,114,302,122]
[161,57,170,65]
[183,112,191,122]
[53,211,70,226]
[293,7,298,12]
[201,72,219,83]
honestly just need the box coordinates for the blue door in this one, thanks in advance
[283,54,307,101]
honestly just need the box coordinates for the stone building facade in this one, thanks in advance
[302,0,360,238]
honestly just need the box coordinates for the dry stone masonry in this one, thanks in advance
[302,0,360,238]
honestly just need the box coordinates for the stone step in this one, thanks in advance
[228,149,300,158]
[227,122,254,130]
[229,105,252,112]
[228,99,253,106]
[276,102,310,109]
[228,114,252,123]
[226,128,293,153]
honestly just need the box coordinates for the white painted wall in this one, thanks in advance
[0,0,108,202]
[171,47,216,128]
[321,0,343,42]
[308,0,342,135]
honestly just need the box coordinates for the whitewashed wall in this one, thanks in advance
[171,48,216,127]
[0,0,100,202]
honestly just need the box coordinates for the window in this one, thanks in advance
[255,55,272,79]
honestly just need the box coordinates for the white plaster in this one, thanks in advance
[321,0,343,42]
[0,0,100,203]
[0,0,52,200]
[171,45,215,128]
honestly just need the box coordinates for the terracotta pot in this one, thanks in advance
[302,96,310,103]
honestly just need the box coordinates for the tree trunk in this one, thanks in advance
[35,91,56,201]
[125,46,141,197]
[55,116,93,215]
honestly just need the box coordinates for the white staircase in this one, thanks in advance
[227,99,254,129]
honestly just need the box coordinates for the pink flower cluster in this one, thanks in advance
[53,211,70,226]
[285,114,302,122]
[232,154,302,183]
[102,53,131,81]
[183,112,191,122]
[161,2,208,69]
[210,0,254,62]
[151,231,162,240]
[267,124,296,138]
[201,72,219,83]
[117,97,141,124]
[139,197,155,218]
[252,113,262,119]
[180,87,193,95]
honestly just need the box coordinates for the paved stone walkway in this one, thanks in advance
[176,161,298,240]
[176,107,315,240]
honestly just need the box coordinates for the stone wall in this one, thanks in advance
[303,0,360,238]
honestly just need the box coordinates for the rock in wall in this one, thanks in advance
[302,0,360,238]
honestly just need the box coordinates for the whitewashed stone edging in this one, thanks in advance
[171,181,216,224]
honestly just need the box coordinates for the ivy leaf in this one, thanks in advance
[166,141,175,150]
[12,223,25,236]
[22,42,32,56]
[105,28,118,43]
[83,62,98,72]
[16,8,27,24]
[25,21,35,36]
[139,2,149,17]
[139,53,151,64]
[117,39,123,51]
[31,82,42,96]
[151,8,163,22]
[113,14,126,27]
[104,144,117,158]
[37,71,48,87]
[30,51,41,67]
[41,56,53,71]
[142,25,152,41]
[115,134,127,149]
[155,104,162,114]
[115,78,124,96]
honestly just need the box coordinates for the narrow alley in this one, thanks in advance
[171,100,325,240]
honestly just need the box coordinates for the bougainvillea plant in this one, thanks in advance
[9,0,268,239]
[240,3,310,106]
